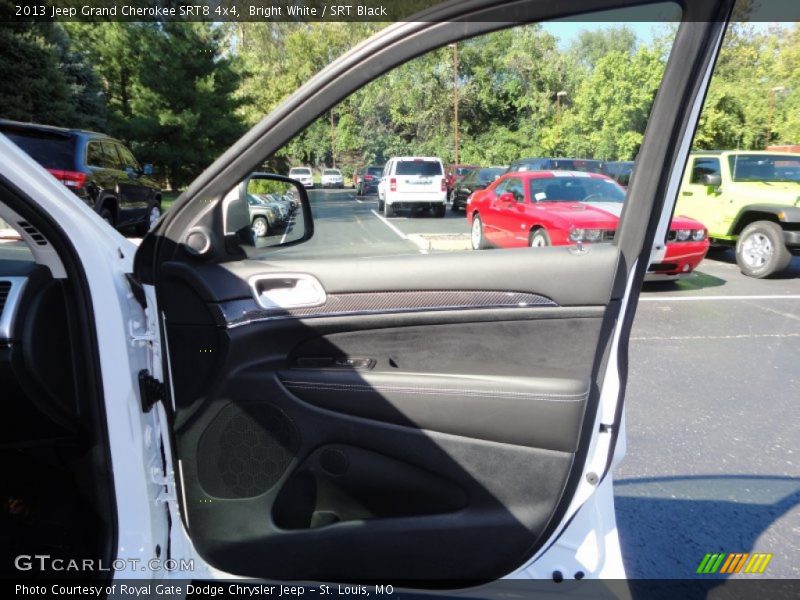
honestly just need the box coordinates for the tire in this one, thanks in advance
[135,203,161,236]
[99,207,114,228]
[735,220,791,278]
[378,199,384,211]
[471,214,488,250]
[252,216,269,238]
[530,228,551,247]
[434,204,446,218]
[384,202,395,218]
[450,200,461,213]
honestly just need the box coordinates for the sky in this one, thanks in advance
[540,3,791,47]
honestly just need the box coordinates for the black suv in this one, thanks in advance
[506,157,605,174]
[355,165,384,196]
[0,120,161,234]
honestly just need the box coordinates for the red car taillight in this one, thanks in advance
[441,178,446,192]
[365,175,373,181]
[390,177,397,192]
[47,169,87,190]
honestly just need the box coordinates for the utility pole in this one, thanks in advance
[330,109,336,168]
[450,43,459,166]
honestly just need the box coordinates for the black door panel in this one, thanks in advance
[159,244,622,306]
[158,250,609,580]
[277,370,587,452]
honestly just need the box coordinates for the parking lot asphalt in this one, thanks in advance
[304,189,800,579]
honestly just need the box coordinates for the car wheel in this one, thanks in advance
[735,220,791,278]
[450,200,461,212]
[378,199,384,211]
[471,214,488,250]
[530,229,551,247]
[252,216,269,238]
[135,203,162,236]
[384,202,395,218]
[434,204,446,218]
[99,207,114,228]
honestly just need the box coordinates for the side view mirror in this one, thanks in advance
[223,172,314,250]
[498,192,516,204]
[142,163,154,176]
[701,173,721,187]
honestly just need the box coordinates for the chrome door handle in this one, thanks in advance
[249,273,327,310]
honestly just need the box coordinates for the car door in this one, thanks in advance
[85,139,118,211]
[134,0,731,583]
[496,177,527,247]
[675,155,725,233]
[114,142,153,217]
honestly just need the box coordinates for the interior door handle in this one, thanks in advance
[249,273,327,310]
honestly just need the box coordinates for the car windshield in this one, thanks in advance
[367,167,383,176]
[455,167,475,176]
[478,168,505,183]
[290,168,311,175]
[529,176,625,202]
[396,161,442,176]
[2,130,75,170]
[247,194,265,206]
[727,154,800,182]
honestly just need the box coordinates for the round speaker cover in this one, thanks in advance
[198,402,299,498]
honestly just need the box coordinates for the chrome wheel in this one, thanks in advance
[252,217,269,238]
[471,216,483,250]
[148,205,161,229]
[741,232,772,268]
[530,230,549,247]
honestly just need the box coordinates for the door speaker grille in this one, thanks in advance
[197,403,299,498]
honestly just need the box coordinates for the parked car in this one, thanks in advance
[445,164,479,198]
[467,170,709,280]
[0,119,161,234]
[355,165,384,195]
[506,157,605,174]
[675,150,800,277]
[246,193,283,238]
[601,161,634,187]
[288,166,314,188]
[377,156,447,217]
[451,166,505,211]
[321,168,344,188]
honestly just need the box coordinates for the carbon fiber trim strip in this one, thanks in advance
[219,290,557,328]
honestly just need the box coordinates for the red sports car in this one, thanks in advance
[466,170,710,280]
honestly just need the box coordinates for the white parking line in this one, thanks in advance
[639,294,800,302]
[370,209,408,240]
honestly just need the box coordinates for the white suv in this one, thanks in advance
[288,166,314,188]
[377,157,447,217]
[320,168,343,188]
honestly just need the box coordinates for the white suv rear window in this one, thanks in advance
[396,161,442,176]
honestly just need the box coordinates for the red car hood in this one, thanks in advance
[533,201,622,228]
[670,214,705,229]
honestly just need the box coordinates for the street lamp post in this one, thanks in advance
[556,90,568,121]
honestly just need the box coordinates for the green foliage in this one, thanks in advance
[2,14,800,189]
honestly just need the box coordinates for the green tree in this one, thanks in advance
[0,16,76,125]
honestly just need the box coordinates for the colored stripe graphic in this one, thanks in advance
[743,553,773,574]
[698,552,772,575]
[697,553,726,574]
